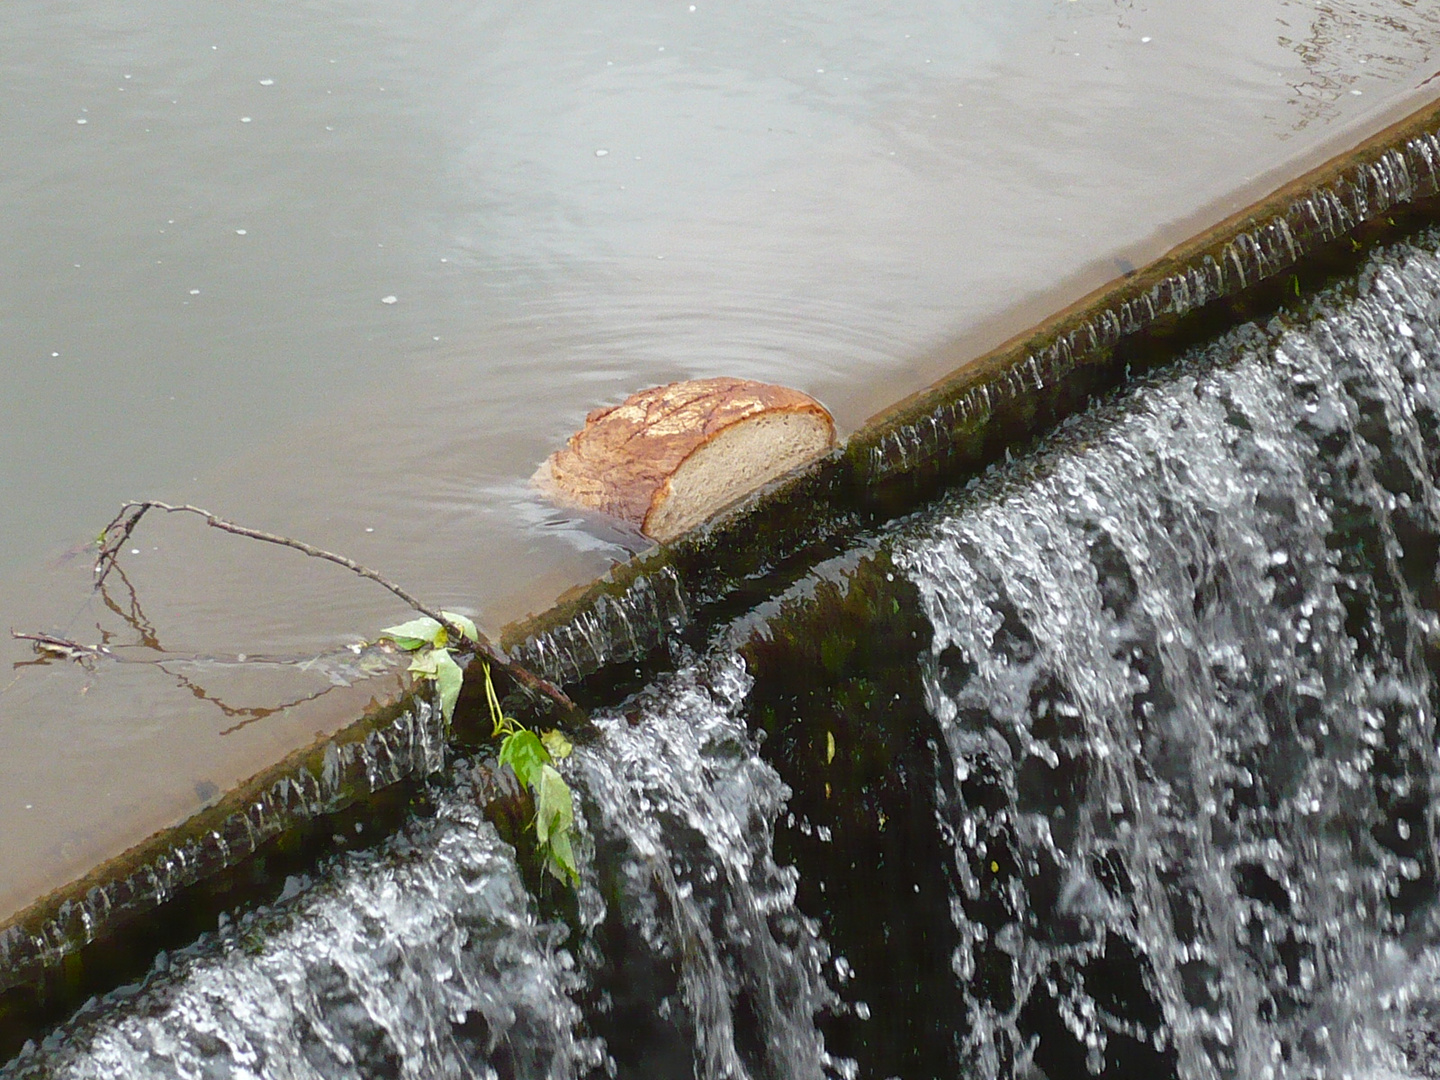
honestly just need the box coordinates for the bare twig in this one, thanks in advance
[10,630,364,733]
[11,631,112,662]
[94,500,581,719]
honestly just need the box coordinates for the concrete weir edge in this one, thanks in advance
[4,93,1440,1003]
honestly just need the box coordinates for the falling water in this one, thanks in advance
[891,232,1440,1079]
[2,659,837,1080]
[10,232,1440,1077]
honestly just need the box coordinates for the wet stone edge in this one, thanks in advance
[0,694,444,999]
[501,96,1440,691]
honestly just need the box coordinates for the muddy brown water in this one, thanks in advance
[2,0,1439,926]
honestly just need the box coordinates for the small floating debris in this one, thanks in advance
[380,295,398,305]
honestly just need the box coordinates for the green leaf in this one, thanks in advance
[499,729,550,790]
[535,764,573,845]
[540,729,573,761]
[545,824,580,885]
[440,611,479,643]
[408,649,440,677]
[380,616,444,651]
[432,648,464,725]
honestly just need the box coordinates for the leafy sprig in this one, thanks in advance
[485,661,580,885]
[378,612,477,726]
[377,617,580,886]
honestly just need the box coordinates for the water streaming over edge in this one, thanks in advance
[890,233,1440,1078]
[2,659,839,1080]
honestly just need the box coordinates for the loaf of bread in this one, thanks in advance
[535,378,836,542]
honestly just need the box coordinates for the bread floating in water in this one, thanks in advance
[535,377,837,543]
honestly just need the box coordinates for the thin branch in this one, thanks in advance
[94,500,581,719]
[11,631,112,663]
[10,630,356,734]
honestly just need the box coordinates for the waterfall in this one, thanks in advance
[893,234,1440,1078]
[3,660,838,1080]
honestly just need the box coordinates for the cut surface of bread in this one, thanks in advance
[535,378,836,542]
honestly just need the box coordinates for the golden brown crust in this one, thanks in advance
[537,378,835,535]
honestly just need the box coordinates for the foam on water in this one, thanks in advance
[4,793,596,1080]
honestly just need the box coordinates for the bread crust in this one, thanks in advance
[536,378,836,538]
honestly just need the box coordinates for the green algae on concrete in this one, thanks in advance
[0,687,440,998]
[734,546,967,1080]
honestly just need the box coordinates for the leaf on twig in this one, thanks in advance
[432,648,464,724]
[541,729,573,761]
[381,616,445,651]
[536,764,579,884]
[535,764,572,843]
[407,649,440,676]
[546,823,580,885]
[440,610,479,643]
[499,728,550,789]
